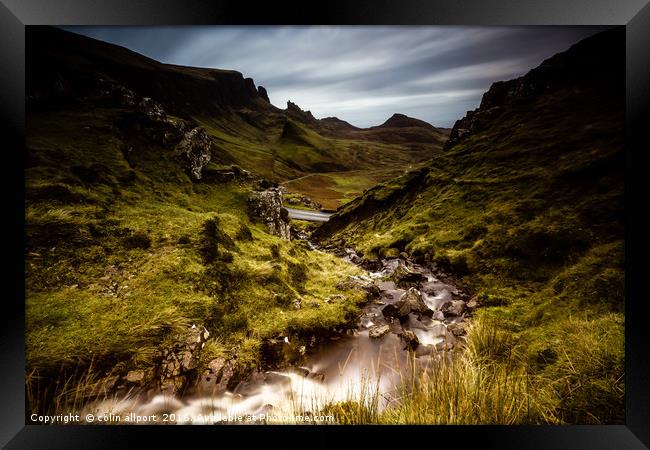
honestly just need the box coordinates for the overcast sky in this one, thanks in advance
[64,26,608,128]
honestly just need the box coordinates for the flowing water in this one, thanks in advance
[84,251,467,424]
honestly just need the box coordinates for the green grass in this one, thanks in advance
[319,313,622,424]
[25,105,368,416]
[315,82,625,423]
[283,167,419,210]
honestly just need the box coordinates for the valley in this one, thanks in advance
[25,26,624,425]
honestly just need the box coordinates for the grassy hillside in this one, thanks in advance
[28,27,447,210]
[315,27,625,424]
[25,99,374,413]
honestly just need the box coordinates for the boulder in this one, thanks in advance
[398,330,420,350]
[174,127,212,180]
[447,322,467,337]
[247,188,291,240]
[382,288,432,321]
[369,324,390,339]
[391,263,427,287]
[441,300,466,317]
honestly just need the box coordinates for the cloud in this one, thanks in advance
[63,25,608,127]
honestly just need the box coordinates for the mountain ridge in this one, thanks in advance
[27,25,449,209]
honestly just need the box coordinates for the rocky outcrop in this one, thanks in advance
[159,324,210,395]
[125,94,214,180]
[247,188,291,240]
[257,86,270,103]
[286,100,317,124]
[201,165,252,183]
[445,27,623,150]
[27,27,280,118]
[174,127,212,180]
[131,97,188,145]
[137,97,167,122]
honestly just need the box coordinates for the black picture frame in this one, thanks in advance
[2,0,649,448]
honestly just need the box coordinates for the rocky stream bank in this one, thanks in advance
[83,233,476,423]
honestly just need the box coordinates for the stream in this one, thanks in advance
[83,247,470,424]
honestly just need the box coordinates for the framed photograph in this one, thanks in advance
[2,0,649,447]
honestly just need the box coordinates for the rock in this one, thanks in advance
[160,324,209,382]
[349,254,362,264]
[161,377,186,395]
[325,294,346,303]
[336,276,379,299]
[399,252,409,260]
[247,188,291,240]
[207,357,226,375]
[427,321,448,338]
[388,321,404,335]
[467,297,479,311]
[398,330,420,350]
[137,97,167,122]
[432,310,445,321]
[202,165,252,183]
[415,344,436,358]
[234,371,292,396]
[197,358,251,394]
[441,300,466,317]
[435,339,454,351]
[174,127,212,180]
[381,303,399,319]
[447,322,467,337]
[382,287,432,321]
[257,85,270,102]
[360,259,382,271]
[391,263,428,288]
[257,179,279,190]
[125,370,145,384]
[369,324,390,339]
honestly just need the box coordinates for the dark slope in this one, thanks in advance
[314,27,625,423]
[27,26,275,118]
[374,113,439,131]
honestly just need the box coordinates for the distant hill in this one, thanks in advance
[27,26,448,208]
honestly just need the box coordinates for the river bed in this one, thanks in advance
[83,249,470,424]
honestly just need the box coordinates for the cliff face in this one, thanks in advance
[27,26,276,118]
[445,27,624,150]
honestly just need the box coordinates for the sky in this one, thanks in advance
[63,26,608,128]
